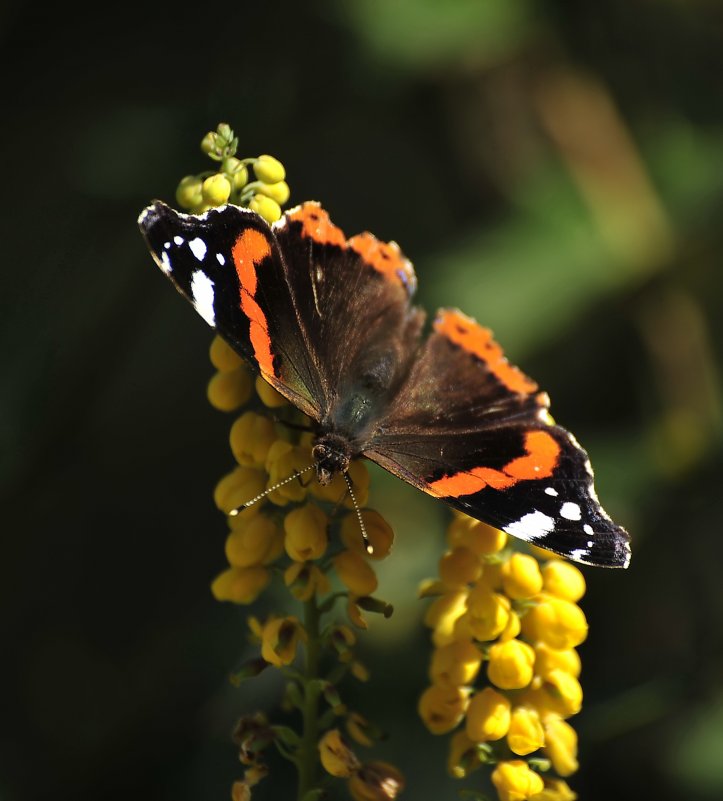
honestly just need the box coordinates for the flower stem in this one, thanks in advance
[297,595,322,801]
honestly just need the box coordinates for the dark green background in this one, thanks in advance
[3,2,723,799]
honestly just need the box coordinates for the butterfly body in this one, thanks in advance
[138,200,631,568]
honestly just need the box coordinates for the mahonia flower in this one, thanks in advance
[420,512,586,801]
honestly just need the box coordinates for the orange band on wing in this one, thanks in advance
[427,430,561,498]
[348,232,415,290]
[233,228,272,295]
[434,310,538,394]
[287,202,346,247]
[240,294,274,376]
[232,228,274,376]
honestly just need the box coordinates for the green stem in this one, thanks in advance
[297,596,322,801]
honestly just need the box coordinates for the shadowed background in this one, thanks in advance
[2,1,723,799]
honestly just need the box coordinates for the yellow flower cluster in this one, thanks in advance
[208,340,390,621]
[419,513,586,801]
[175,122,290,222]
[206,336,401,797]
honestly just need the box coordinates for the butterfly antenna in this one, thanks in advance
[229,465,315,516]
[344,471,372,555]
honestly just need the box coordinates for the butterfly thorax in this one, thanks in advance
[312,434,352,485]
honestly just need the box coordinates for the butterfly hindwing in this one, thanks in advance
[366,309,631,567]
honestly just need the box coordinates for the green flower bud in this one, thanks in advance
[223,156,243,174]
[233,165,249,191]
[217,122,232,140]
[254,155,286,184]
[249,193,282,223]
[176,175,203,210]
[200,131,217,156]
[255,180,290,205]
[202,173,232,206]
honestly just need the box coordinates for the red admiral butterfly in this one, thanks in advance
[138,201,631,568]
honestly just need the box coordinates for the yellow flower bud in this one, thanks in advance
[507,706,545,755]
[429,640,483,689]
[534,643,581,679]
[230,781,251,801]
[346,711,376,747]
[209,335,244,371]
[340,509,394,559]
[477,561,504,592]
[418,685,470,734]
[249,194,282,223]
[447,730,477,778]
[447,516,508,555]
[255,375,288,408]
[232,166,249,192]
[439,547,482,587]
[487,639,536,690]
[543,669,583,716]
[230,411,277,467]
[211,566,271,604]
[253,154,286,184]
[207,367,253,411]
[491,760,545,801]
[543,718,578,776]
[348,761,405,801]
[522,596,588,650]
[260,616,305,666]
[347,598,368,630]
[333,550,378,596]
[284,562,331,601]
[542,561,586,602]
[255,180,291,205]
[225,514,280,567]
[175,175,203,209]
[284,503,328,561]
[202,173,232,206]
[530,778,577,801]
[500,610,522,642]
[318,729,360,778]
[424,590,468,647]
[465,687,511,742]
[501,553,543,599]
[463,585,510,641]
[200,131,216,155]
[350,658,370,681]
[214,466,265,514]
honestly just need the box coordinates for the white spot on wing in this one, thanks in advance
[190,271,216,326]
[173,235,184,245]
[583,524,593,535]
[160,251,172,274]
[545,487,559,497]
[216,253,226,265]
[163,241,171,250]
[189,237,207,261]
[569,547,589,562]
[560,502,582,521]
[504,510,555,541]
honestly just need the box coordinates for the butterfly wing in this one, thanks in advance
[139,201,424,434]
[365,308,631,568]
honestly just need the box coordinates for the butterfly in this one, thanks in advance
[138,200,631,568]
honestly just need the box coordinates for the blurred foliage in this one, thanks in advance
[1,1,722,801]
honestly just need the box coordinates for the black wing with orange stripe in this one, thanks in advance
[138,200,424,434]
[365,309,631,567]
